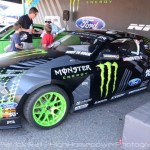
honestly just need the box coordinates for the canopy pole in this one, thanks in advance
[22,0,25,15]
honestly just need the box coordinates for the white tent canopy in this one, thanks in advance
[0,1,23,16]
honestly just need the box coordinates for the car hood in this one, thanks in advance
[0,48,66,68]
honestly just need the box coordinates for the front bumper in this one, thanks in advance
[0,116,21,129]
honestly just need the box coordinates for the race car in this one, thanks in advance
[0,30,150,129]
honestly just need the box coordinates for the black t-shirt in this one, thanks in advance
[18,15,33,43]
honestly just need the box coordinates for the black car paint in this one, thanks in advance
[0,30,150,129]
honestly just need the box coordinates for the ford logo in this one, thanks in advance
[0,102,18,109]
[75,16,106,30]
[128,78,141,86]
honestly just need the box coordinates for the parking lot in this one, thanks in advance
[0,91,149,150]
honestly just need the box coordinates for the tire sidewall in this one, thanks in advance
[24,85,70,129]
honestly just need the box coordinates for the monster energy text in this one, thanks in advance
[97,62,118,97]
[70,0,112,12]
[54,65,91,76]
[63,72,88,80]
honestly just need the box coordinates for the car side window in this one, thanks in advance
[99,41,119,57]
[101,39,140,57]
[113,39,140,56]
[61,35,96,52]
[32,27,43,38]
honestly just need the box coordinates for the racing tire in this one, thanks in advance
[23,85,70,129]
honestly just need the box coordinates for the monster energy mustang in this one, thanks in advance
[0,30,149,130]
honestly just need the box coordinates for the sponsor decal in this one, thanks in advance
[128,78,141,87]
[75,104,88,110]
[106,31,117,35]
[76,98,92,106]
[66,51,92,56]
[0,102,18,109]
[128,87,147,94]
[94,99,107,104]
[145,69,150,77]
[97,62,118,97]
[140,80,149,87]
[123,56,143,61]
[3,109,16,113]
[128,24,150,31]
[86,0,112,4]
[0,69,25,107]
[54,65,91,79]
[0,109,18,118]
[62,73,88,79]
[103,54,119,59]
[144,44,149,49]
[82,82,88,86]
[7,120,15,125]
[3,112,18,118]
[9,112,17,117]
[98,36,107,41]
[70,0,80,12]
[111,93,125,100]
[76,16,105,30]
[69,0,112,13]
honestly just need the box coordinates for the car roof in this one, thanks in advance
[69,30,142,42]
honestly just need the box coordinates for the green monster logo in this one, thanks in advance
[97,62,118,97]
[70,0,80,12]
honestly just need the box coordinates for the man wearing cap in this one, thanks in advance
[41,19,59,38]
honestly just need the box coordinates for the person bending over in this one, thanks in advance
[18,7,38,49]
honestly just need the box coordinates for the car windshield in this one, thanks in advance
[50,34,103,55]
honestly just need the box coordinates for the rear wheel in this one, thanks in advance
[23,85,70,129]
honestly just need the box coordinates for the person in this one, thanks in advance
[41,19,60,38]
[41,24,54,49]
[10,22,23,51]
[18,7,38,49]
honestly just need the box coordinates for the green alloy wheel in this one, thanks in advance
[24,86,70,129]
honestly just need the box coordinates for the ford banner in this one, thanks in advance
[75,16,106,30]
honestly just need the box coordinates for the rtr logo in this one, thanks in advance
[128,24,150,31]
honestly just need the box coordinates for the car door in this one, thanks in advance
[0,26,14,53]
[91,38,148,103]
[32,25,43,48]
[119,39,149,94]
[91,48,121,103]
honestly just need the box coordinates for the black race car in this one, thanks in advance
[0,30,150,129]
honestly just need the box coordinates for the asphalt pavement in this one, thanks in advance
[0,91,149,150]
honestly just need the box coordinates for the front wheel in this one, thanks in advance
[23,85,70,129]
